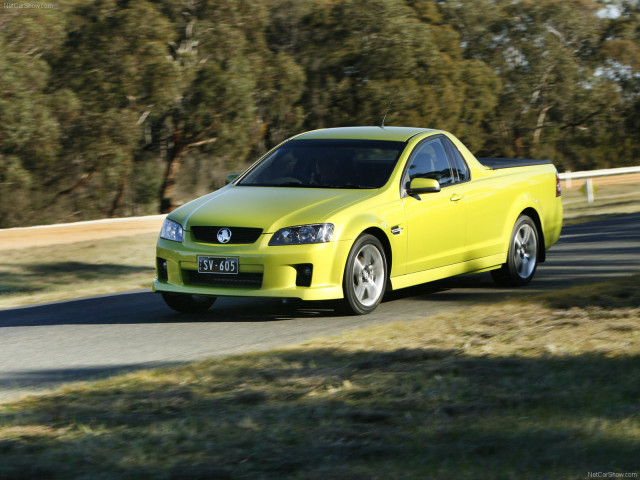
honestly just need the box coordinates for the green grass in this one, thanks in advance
[0,276,638,479]
[1,182,638,309]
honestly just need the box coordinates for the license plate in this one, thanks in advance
[198,256,238,275]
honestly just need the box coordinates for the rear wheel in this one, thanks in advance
[341,234,387,315]
[161,292,216,313]
[491,215,539,286]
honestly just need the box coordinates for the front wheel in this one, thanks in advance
[491,215,539,286]
[161,292,216,313]
[341,234,388,315]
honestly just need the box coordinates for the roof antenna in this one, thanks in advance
[380,88,398,128]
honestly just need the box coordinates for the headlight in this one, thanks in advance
[160,218,184,242]
[269,223,334,246]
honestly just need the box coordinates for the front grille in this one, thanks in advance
[191,226,263,244]
[186,270,263,288]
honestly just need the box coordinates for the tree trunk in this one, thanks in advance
[159,133,217,213]
[57,168,96,197]
[532,105,551,153]
[160,150,183,214]
[109,179,126,218]
[513,127,524,158]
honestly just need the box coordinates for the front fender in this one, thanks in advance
[334,199,407,279]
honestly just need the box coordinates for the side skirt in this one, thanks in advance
[389,253,507,290]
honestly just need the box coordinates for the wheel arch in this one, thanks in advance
[360,226,393,284]
[520,207,546,263]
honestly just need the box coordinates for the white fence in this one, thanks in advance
[559,166,640,203]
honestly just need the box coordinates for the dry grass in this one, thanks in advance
[562,182,640,225]
[1,275,638,479]
[0,232,158,308]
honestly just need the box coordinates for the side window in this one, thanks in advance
[443,137,470,182]
[406,138,454,187]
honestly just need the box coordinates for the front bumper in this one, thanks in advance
[153,234,351,301]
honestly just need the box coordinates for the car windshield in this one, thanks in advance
[237,139,406,189]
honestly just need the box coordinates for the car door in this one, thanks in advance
[402,136,468,274]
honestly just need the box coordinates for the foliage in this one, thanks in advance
[0,0,639,226]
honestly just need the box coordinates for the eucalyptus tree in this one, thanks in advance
[49,0,181,217]
[597,0,640,166]
[147,0,304,212]
[46,0,304,215]
[439,0,620,170]
[0,6,69,226]
[267,0,500,152]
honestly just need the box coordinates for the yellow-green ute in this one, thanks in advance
[154,126,563,315]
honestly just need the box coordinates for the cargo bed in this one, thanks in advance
[478,158,553,169]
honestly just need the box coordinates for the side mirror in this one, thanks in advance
[407,177,441,195]
[225,174,240,185]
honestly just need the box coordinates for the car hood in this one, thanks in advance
[173,185,377,233]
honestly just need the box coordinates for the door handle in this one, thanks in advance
[450,193,464,202]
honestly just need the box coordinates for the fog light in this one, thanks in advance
[295,264,313,287]
[157,257,168,281]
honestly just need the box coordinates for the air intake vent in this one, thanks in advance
[186,270,263,288]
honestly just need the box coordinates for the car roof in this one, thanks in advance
[295,126,439,142]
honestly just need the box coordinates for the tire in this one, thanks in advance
[491,214,539,286]
[161,292,216,313]
[341,234,388,315]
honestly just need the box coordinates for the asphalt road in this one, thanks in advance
[1,213,639,403]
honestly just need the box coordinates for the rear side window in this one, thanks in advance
[444,137,470,182]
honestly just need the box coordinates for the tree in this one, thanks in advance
[267,0,500,151]
[50,0,182,217]
[0,7,67,226]
[439,0,622,169]
[1,0,638,227]
[596,0,640,167]
[142,0,306,212]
